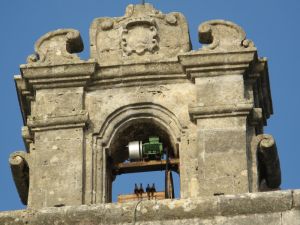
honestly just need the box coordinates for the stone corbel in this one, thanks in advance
[27,29,84,65]
[9,151,30,205]
[246,58,273,126]
[256,134,281,191]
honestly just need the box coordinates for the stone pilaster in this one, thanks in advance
[13,29,96,208]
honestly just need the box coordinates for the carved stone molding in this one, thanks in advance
[27,29,84,65]
[27,111,89,131]
[198,20,255,51]
[178,50,257,82]
[14,75,33,124]
[90,61,185,90]
[96,103,183,145]
[189,103,253,122]
[20,61,96,90]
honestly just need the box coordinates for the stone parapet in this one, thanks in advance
[0,190,299,225]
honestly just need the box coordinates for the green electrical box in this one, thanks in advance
[142,137,163,160]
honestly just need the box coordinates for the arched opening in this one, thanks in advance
[109,120,178,163]
[106,119,180,203]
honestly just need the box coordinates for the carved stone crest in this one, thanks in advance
[90,4,191,65]
[121,18,158,56]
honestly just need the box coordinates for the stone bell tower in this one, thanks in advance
[2,3,299,225]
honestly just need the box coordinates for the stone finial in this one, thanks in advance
[27,29,84,65]
[198,20,255,51]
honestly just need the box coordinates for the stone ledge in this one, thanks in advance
[188,103,253,121]
[27,111,89,131]
[293,190,300,208]
[178,49,257,82]
[0,190,298,225]
[20,61,96,90]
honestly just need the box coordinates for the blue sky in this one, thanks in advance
[1,0,300,211]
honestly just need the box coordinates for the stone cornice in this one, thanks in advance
[14,75,32,124]
[20,60,96,90]
[247,57,273,125]
[189,103,253,121]
[89,60,185,89]
[88,49,257,89]
[27,111,89,131]
[179,49,257,82]
[18,50,258,91]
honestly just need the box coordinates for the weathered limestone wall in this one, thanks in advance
[1,190,299,225]
[196,116,249,195]
[28,128,85,207]
[31,87,84,116]
[189,72,251,195]
[86,81,198,201]
[26,87,88,207]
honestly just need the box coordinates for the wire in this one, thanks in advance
[132,199,143,225]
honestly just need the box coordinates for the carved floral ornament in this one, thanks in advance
[121,18,159,56]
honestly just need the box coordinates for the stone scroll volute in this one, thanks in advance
[198,20,255,51]
[27,29,84,65]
